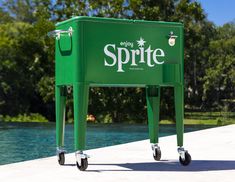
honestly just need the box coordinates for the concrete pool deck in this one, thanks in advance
[0,124,235,182]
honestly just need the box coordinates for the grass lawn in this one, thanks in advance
[160,111,235,125]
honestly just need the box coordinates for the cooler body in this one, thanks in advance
[55,17,183,87]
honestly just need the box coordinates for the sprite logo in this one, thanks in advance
[104,37,165,72]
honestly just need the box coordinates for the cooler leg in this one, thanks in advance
[56,85,66,165]
[174,85,191,166]
[146,86,161,161]
[73,83,89,171]
[174,85,184,147]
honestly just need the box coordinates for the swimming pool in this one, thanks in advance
[0,122,215,165]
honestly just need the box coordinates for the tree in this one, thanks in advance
[0,20,54,119]
[86,0,214,121]
[0,7,13,23]
[203,23,235,110]
[1,0,225,122]
[170,0,216,110]
[1,0,53,23]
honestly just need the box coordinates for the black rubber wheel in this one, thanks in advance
[76,158,88,171]
[179,151,191,166]
[153,148,161,161]
[58,152,65,165]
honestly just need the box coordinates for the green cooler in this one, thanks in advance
[48,16,191,171]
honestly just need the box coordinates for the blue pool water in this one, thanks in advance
[0,122,215,165]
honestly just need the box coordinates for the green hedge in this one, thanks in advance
[0,113,48,122]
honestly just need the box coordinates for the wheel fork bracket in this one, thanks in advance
[178,147,187,160]
[151,143,160,156]
[75,151,90,166]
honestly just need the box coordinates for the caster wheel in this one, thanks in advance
[58,152,65,165]
[179,151,191,166]
[76,158,88,171]
[153,148,161,161]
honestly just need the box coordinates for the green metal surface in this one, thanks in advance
[73,83,89,150]
[146,86,161,144]
[54,16,184,151]
[55,86,66,147]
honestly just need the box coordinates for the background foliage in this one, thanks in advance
[0,0,234,123]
